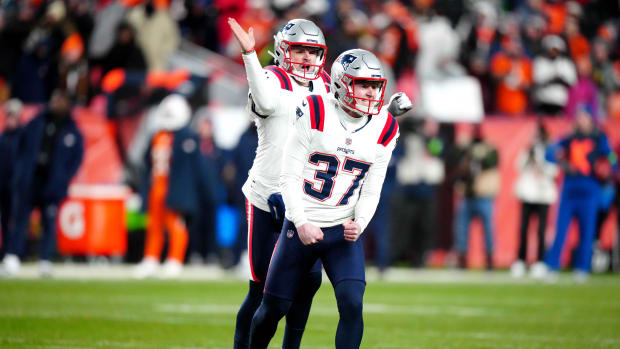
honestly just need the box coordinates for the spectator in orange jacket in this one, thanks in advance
[491,37,533,115]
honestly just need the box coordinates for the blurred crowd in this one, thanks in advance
[1,0,620,117]
[0,0,619,279]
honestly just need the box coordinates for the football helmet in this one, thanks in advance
[331,49,387,116]
[272,19,327,82]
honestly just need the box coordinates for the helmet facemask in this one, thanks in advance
[279,41,327,82]
[339,74,386,116]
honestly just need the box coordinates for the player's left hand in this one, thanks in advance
[343,220,362,242]
[387,92,413,117]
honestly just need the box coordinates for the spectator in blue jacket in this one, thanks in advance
[1,90,84,277]
[544,108,611,282]
[187,114,221,265]
[0,99,24,260]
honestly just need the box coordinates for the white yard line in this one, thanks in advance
[4,263,590,284]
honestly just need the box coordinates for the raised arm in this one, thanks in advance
[228,18,280,116]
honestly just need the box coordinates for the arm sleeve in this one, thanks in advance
[354,132,399,233]
[533,58,553,84]
[558,59,577,85]
[545,138,568,163]
[599,133,612,157]
[242,51,281,116]
[280,100,313,227]
[68,129,84,178]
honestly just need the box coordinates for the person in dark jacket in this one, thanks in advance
[0,99,24,260]
[1,90,83,277]
[133,94,211,278]
[187,114,220,265]
[101,22,147,74]
[453,126,500,270]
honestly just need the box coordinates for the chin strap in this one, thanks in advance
[267,49,277,61]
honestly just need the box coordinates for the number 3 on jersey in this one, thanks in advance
[304,152,371,205]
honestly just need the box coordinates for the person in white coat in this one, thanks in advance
[511,123,558,279]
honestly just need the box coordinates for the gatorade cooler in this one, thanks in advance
[57,184,129,256]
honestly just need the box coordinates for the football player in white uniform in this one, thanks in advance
[228,17,332,349]
[249,49,399,349]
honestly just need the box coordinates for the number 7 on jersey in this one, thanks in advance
[303,152,371,205]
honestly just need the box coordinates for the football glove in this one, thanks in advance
[387,92,413,117]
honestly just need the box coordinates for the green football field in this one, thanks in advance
[1,273,620,348]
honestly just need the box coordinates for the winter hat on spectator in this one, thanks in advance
[542,35,566,52]
[4,98,23,118]
[529,14,547,31]
[46,0,66,22]
[597,23,617,42]
[566,1,583,18]
[61,33,84,63]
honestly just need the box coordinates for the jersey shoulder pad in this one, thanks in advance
[264,65,293,91]
[377,113,399,147]
[319,70,331,93]
[303,94,326,132]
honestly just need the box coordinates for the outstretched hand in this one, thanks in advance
[387,92,413,117]
[228,17,255,53]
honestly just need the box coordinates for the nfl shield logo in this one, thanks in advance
[286,229,294,238]
[345,138,352,145]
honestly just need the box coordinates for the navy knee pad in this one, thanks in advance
[335,280,365,321]
[249,294,292,349]
[283,272,323,349]
[296,271,322,303]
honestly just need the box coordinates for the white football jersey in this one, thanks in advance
[242,63,332,212]
[280,94,399,231]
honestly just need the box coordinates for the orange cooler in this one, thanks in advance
[57,185,129,256]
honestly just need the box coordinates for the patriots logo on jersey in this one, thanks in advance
[296,107,304,119]
[340,54,357,70]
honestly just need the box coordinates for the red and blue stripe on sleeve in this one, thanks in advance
[378,113,398,147]
[320,71,331,92]
[265,66,293,91]
[306,95,325,132]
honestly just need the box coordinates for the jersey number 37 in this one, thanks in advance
[303,152,371,206]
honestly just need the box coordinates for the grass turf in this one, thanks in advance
[1,275,620,348]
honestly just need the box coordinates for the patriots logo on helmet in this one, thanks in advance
[281,23,295,32]
[340,54,357,70]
